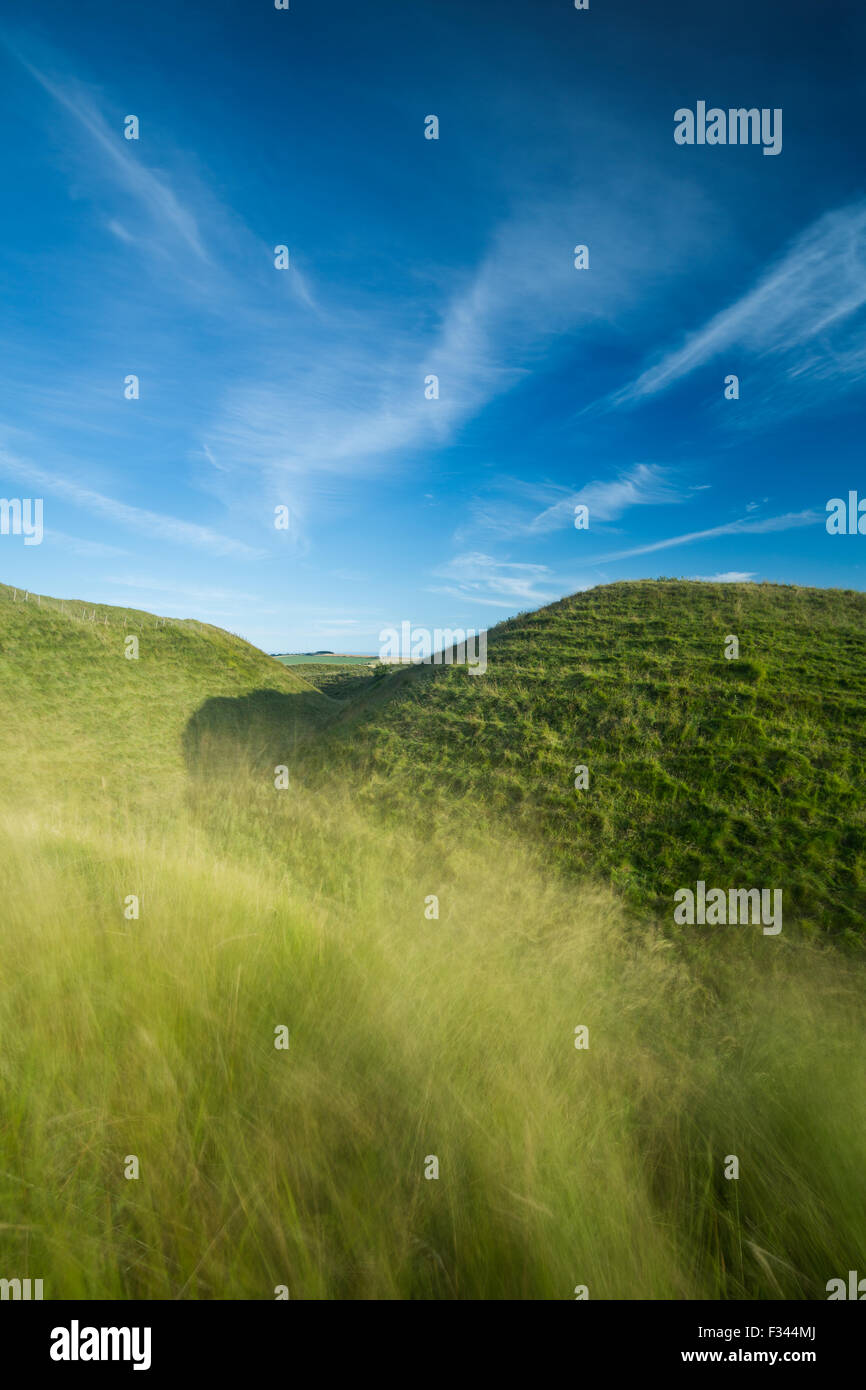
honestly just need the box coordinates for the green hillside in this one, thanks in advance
[0,582,330,805]
[296,580,866,942]
[0,578,864,1300]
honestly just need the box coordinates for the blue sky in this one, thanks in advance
[1,0,864,652]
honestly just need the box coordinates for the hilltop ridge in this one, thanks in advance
[296,580,866,939]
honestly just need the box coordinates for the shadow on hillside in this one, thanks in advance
[182,688,329,779]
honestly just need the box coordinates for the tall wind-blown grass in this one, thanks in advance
[0,769,863,1299]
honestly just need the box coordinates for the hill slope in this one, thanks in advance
[0,582,331,805]
[0,578,864,1299]
[299,580,866,940]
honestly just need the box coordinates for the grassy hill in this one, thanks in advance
[0,582,330,805]
[295,580,866,943]
[0,578,864,1300]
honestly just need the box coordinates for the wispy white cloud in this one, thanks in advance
[2,452,261,558]
[429,587,543,610]
[204,182,714,508]
[199,442,229,474]
[104,575,263,603]
[10,45,320,321]
[531,464,684,533]
[106,219,136,245]
[6,46,723,559]
[46,529,129,557]
[18,58,211,263]
[467,464,687,540]
[430,552,575,608]
[595,509,820,563]
[203,232,548,489]
[610,200,866,410]
[692,571,756,583]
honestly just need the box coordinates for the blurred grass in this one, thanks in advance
[0,579,864,1299]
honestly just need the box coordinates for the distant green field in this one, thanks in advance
[272,652,379,698]
[274,652,376,666]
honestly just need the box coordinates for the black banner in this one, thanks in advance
[4,1298,861,1375]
